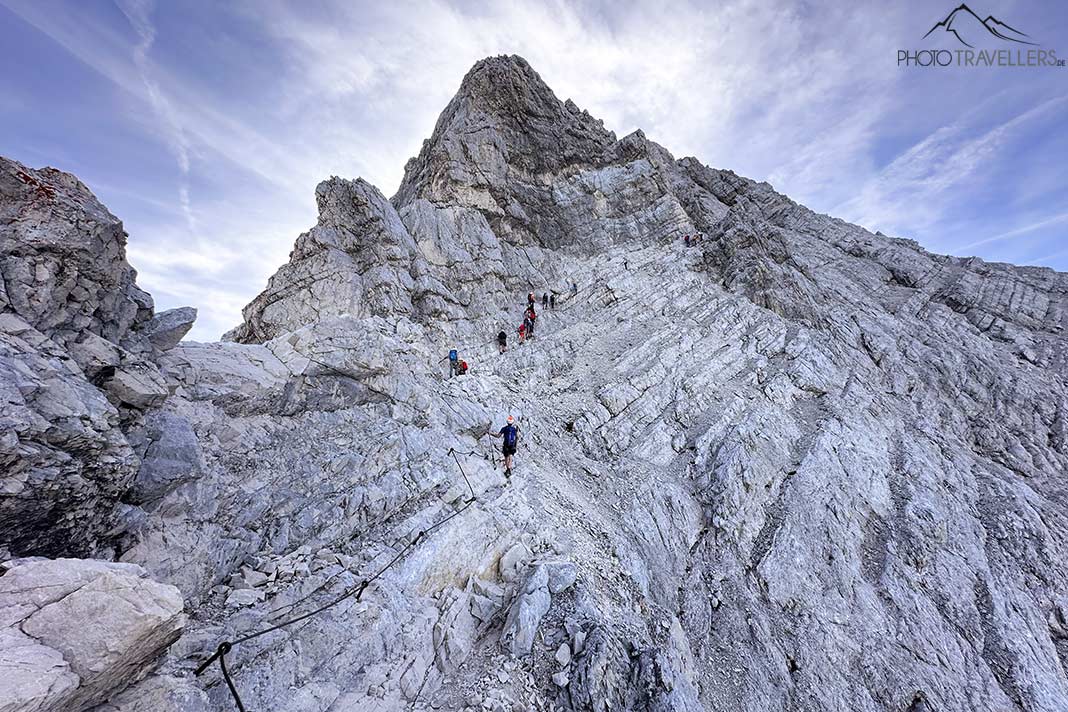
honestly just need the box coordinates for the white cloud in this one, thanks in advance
[833,94,1068,237]
[955,210,1068,252]
[116,0,190,170]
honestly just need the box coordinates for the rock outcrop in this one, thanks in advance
[0,558,185,712]
[3,55,1068,712]
[0,156,195,557]
[143,308,197,352]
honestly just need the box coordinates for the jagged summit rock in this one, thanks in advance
[395,54,616,209]
[233,56,693,345]
[4,55,1068,712]
[0,157,151,349]
[225,176,448,343]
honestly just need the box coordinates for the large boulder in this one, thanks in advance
[0,558,185,712]
[142,307,197,352]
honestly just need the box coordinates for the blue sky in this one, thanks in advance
[1,0,1066,340]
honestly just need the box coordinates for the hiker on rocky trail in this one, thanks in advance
[684,234,690,247]
[550,294,556,309]
[490,415,520,477]
[542,292,548,308]
[497,330,508,354]
[570,281,578,296]
[528,292,536,309]
[525,305,537,338]
[448,349,460,378]
[456,359,469,376]
[518,322,527,343]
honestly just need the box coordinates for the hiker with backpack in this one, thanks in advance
[497,330,507,354]
[542,292,549,308]
[448,349,460,378]
[490,415,520,477]
[524,305,537,338]
[549,294,556,309]
[518,322,527,343]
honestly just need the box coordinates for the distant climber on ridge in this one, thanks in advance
[527,291,536,309]
[542,292,548,308]
[550,294,556,309]
[497,330,507,354]
[525,305,537,338]
[490,415,520,477]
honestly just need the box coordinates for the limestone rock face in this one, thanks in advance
[0,158,150,348]
[0,156,194,557]
[0,558,184,712]
[233,56,696,347]
[228,178,447,343]
[0,311,138,557]
[394,55,616,213]
[4,54,1068,712]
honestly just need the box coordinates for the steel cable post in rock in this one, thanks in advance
[448,447,477,502]
[194,453,482,711]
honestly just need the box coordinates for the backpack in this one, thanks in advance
[449,349,458,362]
[503,425,518,447]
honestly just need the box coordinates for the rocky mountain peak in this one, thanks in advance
[393,54,616,209]
[454,54,550,111]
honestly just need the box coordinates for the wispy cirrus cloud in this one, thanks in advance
[956,210,1068,252]
[833,94,1068,242]
[115,0,198,233]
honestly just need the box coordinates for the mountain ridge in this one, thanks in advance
[2,55,1068,712]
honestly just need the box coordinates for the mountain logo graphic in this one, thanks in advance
[923,4,1037,48]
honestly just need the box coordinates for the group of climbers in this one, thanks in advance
[452,283,571,373]
[449,283,580,475]
[447,349,469,378]
[683,232,705,247]
[449,286,551,371]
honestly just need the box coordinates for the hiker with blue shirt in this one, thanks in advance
[491,415,520,477]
